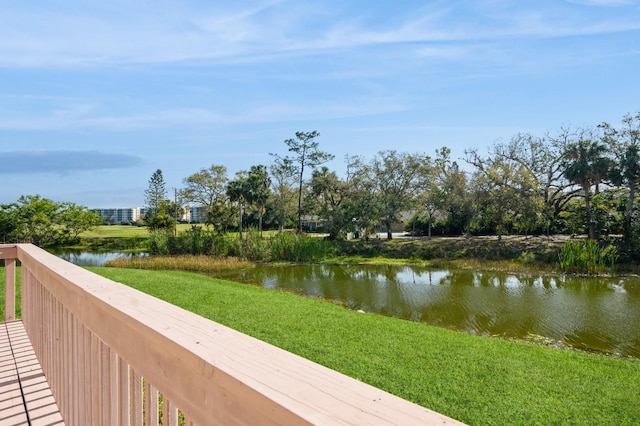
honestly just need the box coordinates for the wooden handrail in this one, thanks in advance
[1,244,463,425]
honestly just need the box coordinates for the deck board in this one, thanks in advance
[1,321,65,426]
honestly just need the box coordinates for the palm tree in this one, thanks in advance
[246,165,271,234]
[226,174,249,239]
[561,139,611,239]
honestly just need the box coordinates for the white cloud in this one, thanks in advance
[0,1,638,69]
[0,96,409,132]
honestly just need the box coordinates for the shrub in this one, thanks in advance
[558,239,618,274]
[267,232,336,262]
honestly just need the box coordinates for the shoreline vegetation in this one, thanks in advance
[77,224,637,276]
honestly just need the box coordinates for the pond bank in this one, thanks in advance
[88,267,640,426]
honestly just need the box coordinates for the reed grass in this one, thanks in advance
[267,231,336,261]
[105,255,253,274]
[146,227,337,262]
[558,239,618,274]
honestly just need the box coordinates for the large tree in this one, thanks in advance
[226,171,249,237]
[12,195,60,245]
[144,169,167,215]
[245,165,271,234]
[309,166,348,239]
[342,155,380,239]
[182,164,229,229]
[269,158,297,231]
[0,196,100,246]
[58,202,103,241]
[601,111,640,242]
[368,150,430,239]
[561,139,612,239]
[143,169,175,231]
[465,146,541,238]
[271,131,334,233]
[435,149,473,236]
[468,131,581,237]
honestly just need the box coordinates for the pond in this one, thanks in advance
[212,264,640,358]
[52,250,147,267]
[54,252,640,357]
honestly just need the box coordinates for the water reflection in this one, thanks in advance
[215,264,640,358]
[53,251,147,266]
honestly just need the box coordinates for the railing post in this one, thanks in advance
[1,245,17,321]
[5,257,16,321]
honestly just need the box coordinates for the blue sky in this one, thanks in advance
[1,0,638,208]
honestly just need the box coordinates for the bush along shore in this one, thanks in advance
[82,226,633,275]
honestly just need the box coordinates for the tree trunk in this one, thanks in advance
[238,202,243,240]
[257,201,264,236]
[625,183,636,242]
[297,167,304,233]
[584,186,594,239]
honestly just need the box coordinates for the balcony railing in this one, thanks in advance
[1,243,462,425]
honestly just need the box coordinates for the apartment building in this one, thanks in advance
[93,208,142,224]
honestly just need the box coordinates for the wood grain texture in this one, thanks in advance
[1,320,65,425]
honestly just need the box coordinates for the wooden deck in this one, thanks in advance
[2,243,464,425]
[1,320,64,426]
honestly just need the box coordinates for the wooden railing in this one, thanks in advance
[1,244,462,425]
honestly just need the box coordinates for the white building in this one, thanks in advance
[189,206,208,223]
[93,208,142,224]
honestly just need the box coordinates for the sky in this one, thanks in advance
[0,0,639,208]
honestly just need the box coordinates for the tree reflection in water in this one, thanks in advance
[214,264,640,358]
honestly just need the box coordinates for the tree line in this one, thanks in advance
[143,112,640,254]
[2,111,638,256]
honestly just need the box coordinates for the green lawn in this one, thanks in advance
[84,268,638,425]
[80,224,155,238]
[80,224,282,239]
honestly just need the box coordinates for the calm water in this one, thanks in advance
[213,264,640,358]
[53,250,146,266]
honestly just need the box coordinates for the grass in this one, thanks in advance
[106,255,254,274]
[76,267,639,425]
[79,224,282,239]
[0,267,21,318]
[80,224,152,238]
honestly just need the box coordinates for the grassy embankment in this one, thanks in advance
[70,224,151,252]
[4,266,637,425]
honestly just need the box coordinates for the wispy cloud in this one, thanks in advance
[566,0,635,6]
[0,1,638,69]
[0,151,143,174]
[0,95,409,131]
